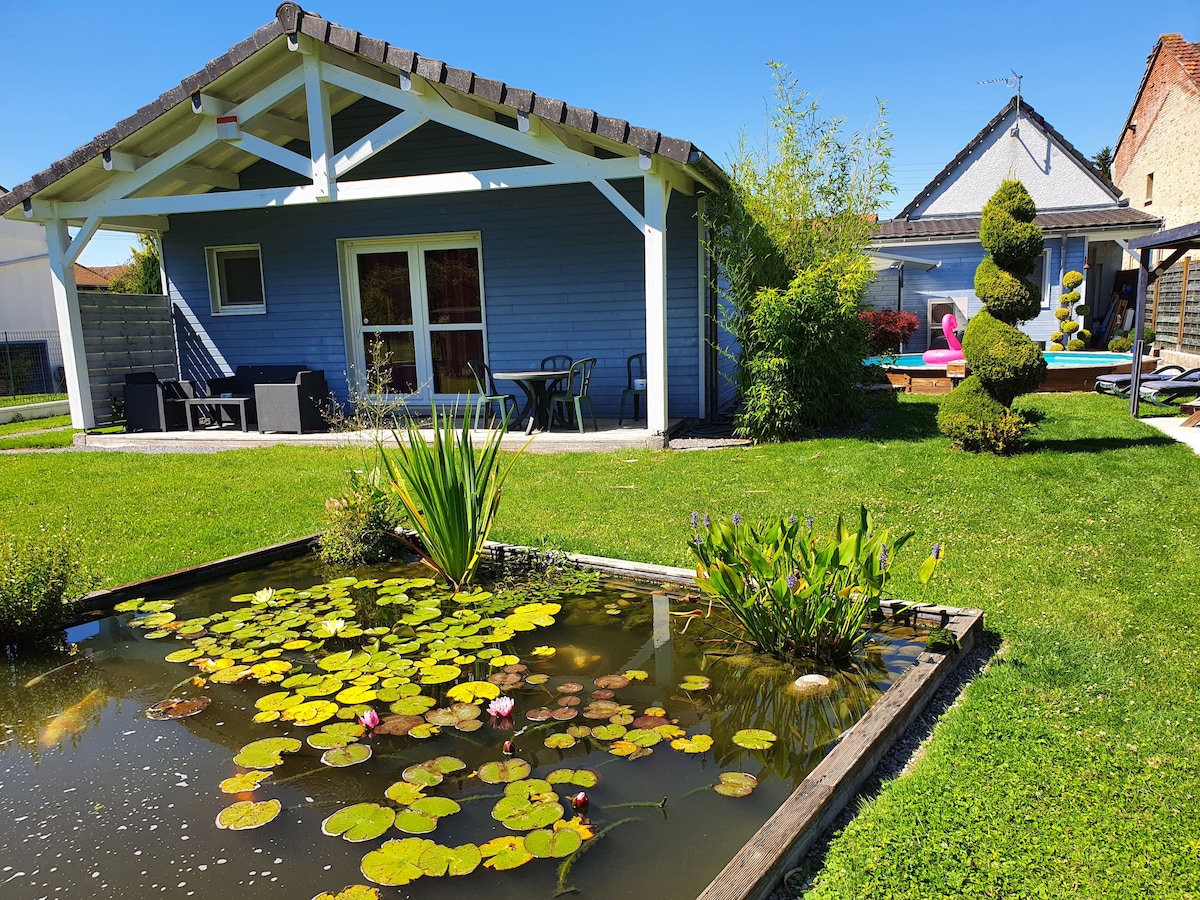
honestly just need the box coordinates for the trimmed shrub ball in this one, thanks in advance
[974,257,1042,323]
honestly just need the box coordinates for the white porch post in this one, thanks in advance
[644,173,670,435]
[44,216,94,428]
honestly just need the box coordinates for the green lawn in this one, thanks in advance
[0,414,72,436]
[1,392,1197,897]
[0,392,67,408]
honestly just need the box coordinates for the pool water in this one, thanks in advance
[0,555,926,899]
[866,351,1135,369]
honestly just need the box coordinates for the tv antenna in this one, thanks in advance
[979,69,1023,136]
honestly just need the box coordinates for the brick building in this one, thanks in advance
[1113,34,1200,364]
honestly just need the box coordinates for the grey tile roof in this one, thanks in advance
[0,2,722,217]
[875,206,1161,241]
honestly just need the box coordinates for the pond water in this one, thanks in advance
[0,555,926,899]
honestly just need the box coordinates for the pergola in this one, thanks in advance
[1126,220,1200,416]
[0,4,723,432]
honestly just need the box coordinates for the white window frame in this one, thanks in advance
[339,232,488,402]
[206,244,266,315]
[1035,248,1052,309]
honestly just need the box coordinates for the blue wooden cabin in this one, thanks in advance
[0,4,729,438]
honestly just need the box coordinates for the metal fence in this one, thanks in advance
[0,330,66,399]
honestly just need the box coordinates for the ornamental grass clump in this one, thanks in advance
[688,508,941,664]
[381,405,524,592]
[0,527,96,646]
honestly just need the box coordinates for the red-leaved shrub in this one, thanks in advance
[860,309,919,354]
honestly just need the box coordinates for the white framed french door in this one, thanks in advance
[340,233,487,401]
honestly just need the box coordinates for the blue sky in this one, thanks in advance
[1,0,1196,266]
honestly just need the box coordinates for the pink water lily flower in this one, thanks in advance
[487,696,515,718]
[359,708,380,730]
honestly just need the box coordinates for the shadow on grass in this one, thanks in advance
[779,630,1001,897]
[1024,434,1177,454]
[849,393,941,443]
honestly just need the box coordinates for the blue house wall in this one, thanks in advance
[867,237,1089,349]
[162,100,703,420]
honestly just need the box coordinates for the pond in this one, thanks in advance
[0,554,929,899]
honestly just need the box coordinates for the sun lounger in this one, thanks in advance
[1137,368,1200,406]
[1094,364,1184,396]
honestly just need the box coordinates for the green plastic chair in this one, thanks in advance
[540,354,573,395]
[467,360,518,428]
[618,352,647,425]
[548,357,598,434]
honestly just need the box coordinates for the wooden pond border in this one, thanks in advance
[78,536,984,900]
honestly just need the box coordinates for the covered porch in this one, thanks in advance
[0,4,726,445]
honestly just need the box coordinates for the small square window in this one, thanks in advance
[207,245,265,314]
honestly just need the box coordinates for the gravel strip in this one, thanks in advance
[766,637,998,899]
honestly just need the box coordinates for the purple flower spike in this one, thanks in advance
[879,544,889,568]
[806,515,814,531]
[703,514,710,528]
[788,515,798,524]
[732,513,742,525]
[691,511,699,528]
[932,543,943,560]
[693,535,703,545]
[786,574,797,589]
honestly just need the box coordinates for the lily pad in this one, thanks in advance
[256,691,304,712]
[591,723,627,741]
[360,838,432,886]
[476,758,532,784]
[445,681,500,703]
[679,674,712,691]
[556,682,584,694]
[410,796,461,818]
[670,733,714,754]
[714,772,759,798]
[432,843,481,877]
[524,707,553,721]
[389,695,437,716]
[322,803,396,842]
[491,794,564,831]
[524,826,583,859]
[113,598,146,612]
[424,704,480,727]
[732,728,778,750]
[479,835,533,871]
[594,674,631,690]
[145,696,211,720]
[219,770,271,793]
[393,809,439,834]
[384,781,427,806]
[403,756,467,787]
[623,669,649,681]
[165,647,204,663]
[544,733,576,749]
[310,884,381,900]
[281,699,339,726]
[375,714,425,736]
[417,664,461,685]
[216,799,282,830]
[322,743,373,767]
[545,769,599,788]
[234,737,302,768]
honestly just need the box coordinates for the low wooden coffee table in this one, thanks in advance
[185,397,249,431]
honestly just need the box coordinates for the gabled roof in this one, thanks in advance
[894,97,1118,221]
[0,2,722,217]
[1113,33,1200,162]
[73,264,113,288]
[876,206,1160,242]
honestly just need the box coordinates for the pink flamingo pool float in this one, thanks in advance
[922,313,965,365]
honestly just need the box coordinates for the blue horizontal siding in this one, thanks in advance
[163,116,702,418]
[869,236,1090,349]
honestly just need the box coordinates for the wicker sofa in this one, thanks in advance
[205,365,329,433]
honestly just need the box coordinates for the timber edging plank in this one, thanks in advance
[695,604,984,900]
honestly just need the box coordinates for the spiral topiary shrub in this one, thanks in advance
[938,180,1047,452]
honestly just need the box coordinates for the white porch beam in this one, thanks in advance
[44,217,94,429]
[303,54,336,200]
[103,149,144,172]
[232,132,313,178]
[64,215,102,266]
[172,165,241,191]
[79,119,220,207]
[644,173,670,436]
[191,92,232,116]
[591,180,644,230]
[244,112,310,143]
[54,157,644,220]
[228,67,306,124]
[333,109,428,177]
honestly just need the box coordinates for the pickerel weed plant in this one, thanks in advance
[688,508,941,663]
[381,405,524,592]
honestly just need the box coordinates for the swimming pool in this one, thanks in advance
[865,351,1136,369]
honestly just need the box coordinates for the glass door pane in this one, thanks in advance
[363,332,418,394]
[430,331,485,394]
[425,248,482,324]
[358,252,413,326]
